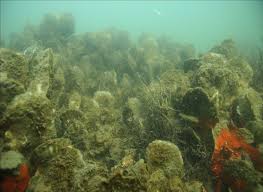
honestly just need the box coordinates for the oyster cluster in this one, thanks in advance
[0,13,262,192]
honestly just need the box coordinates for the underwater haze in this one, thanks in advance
[1,0,263,52]
[1,1,263,192]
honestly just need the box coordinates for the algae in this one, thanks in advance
[0,13,262,192]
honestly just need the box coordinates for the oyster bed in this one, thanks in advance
[0,13,263,192]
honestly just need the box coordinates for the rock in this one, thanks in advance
[28,48,54,96]
[68,91,82,110]
[236,128,254,144]
[122,97,144,132]
[106,158,148,192]
[160,69,191,105]
[138,34,159,58]
[59,109,89,154]
[94,91,115,108]
[46,65,65,107]
[146,140,184,178]
[0,93,56,154]
[0,150,24,170]
[56,13,75,38]
[246,120,263,144]
[201,52,227,65]
[185,181,206,192]
[146,169,169,192]
[157,36,195,67]
[0,48,29,87]
[192,61,240,100]
[31,138,73,165]
[29,138,108,192]
[209,39,254,85]
[222,159,262,191]
[139,72,190,142]
[0,74,25,103]
[183,58,201,72]
[168,176,186,192]
[210,39,237,58]
[0,74,25,117]
[64,65,85,94]
[231,88,263,128]
[181,87,218,129]
[228,57,253,86]
[38,13,75,50]
[191,49,253,112]
[110,28,131,50]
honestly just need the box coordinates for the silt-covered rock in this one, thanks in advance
[180,87,218,129]
[0,93,56,154]
[231,88,263,128]
[0,48,29,87]
[146,140,184,178]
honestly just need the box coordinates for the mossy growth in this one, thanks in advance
[246,120,263,144]
[231,88,263,128]
[29,138,107,192]
[0,150,24,170]
[210,39,237,58]
[0,93,56,154]
[181,87,218,128]
[146,140,184,178]
[192,62,240,100]
[0,74,25,117]
[147,169,169,192]
[38,13,75,50]
[106,158,148,192]
[222,159,262,190]
[0,48,29,87]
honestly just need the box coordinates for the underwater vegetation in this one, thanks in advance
[0,13,263,192]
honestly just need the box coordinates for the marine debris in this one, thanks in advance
[212,127,263,192]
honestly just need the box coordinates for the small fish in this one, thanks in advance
[0,163,30,192]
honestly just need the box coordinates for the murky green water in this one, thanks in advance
[0,1,263,192]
